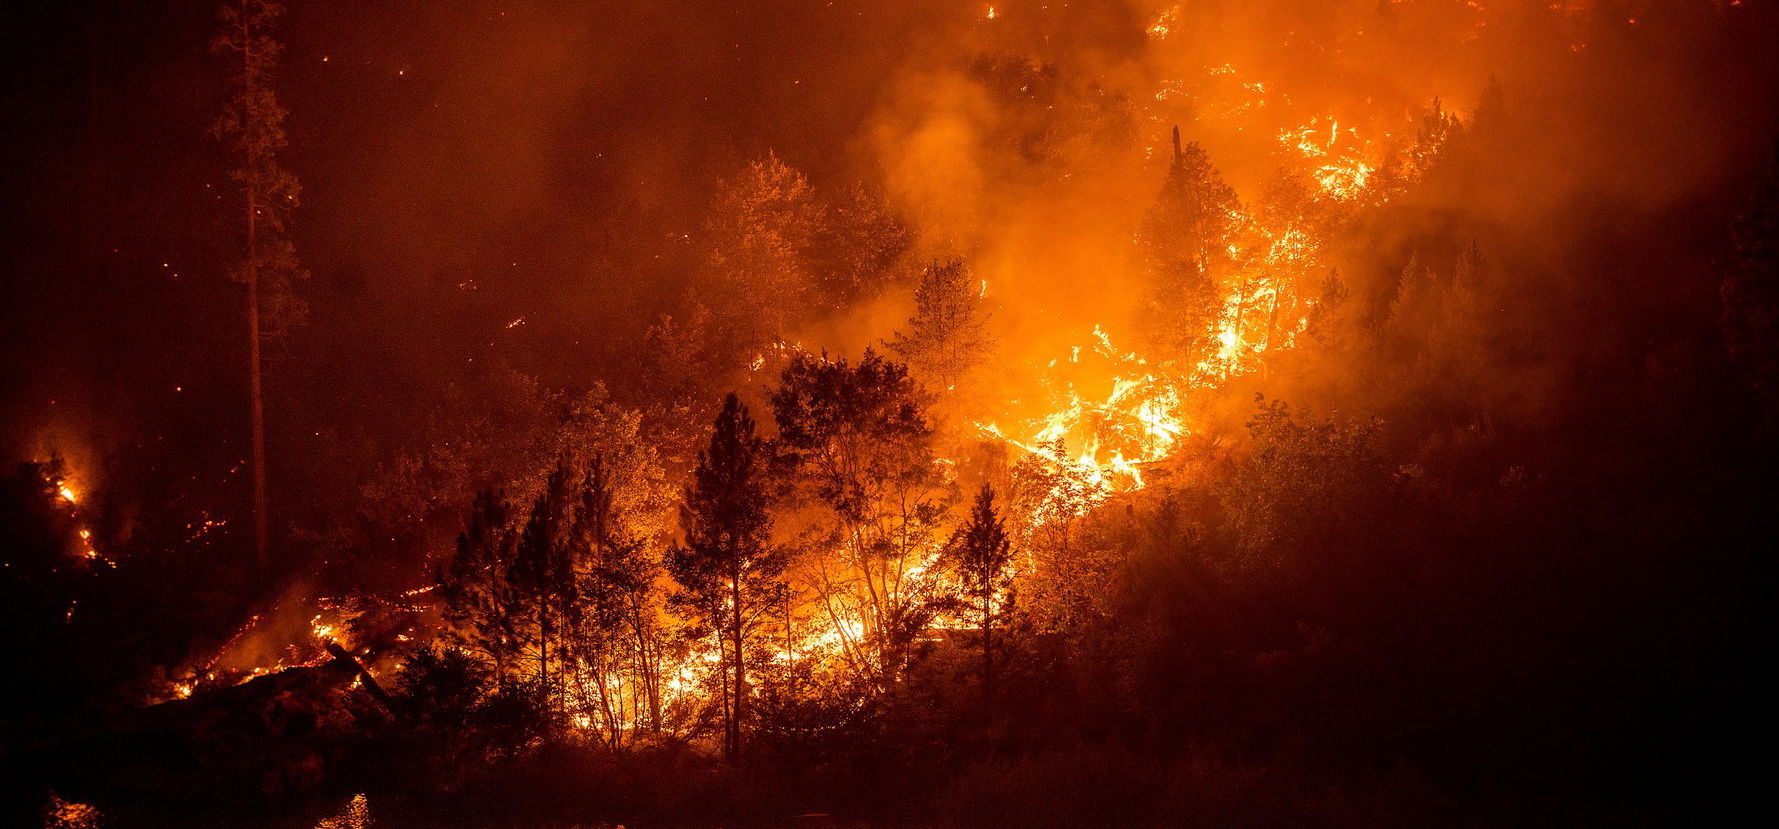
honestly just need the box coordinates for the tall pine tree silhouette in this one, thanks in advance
[668,393,785,761]
[212,0,306,578]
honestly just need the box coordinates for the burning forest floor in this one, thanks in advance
[5,1,1779,827]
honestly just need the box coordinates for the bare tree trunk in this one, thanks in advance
[247,202,268,578]
[981,585,993,701]
[634,601,662,731]
[241,18,269,581]
[539,602,550,718]
[716,644,731,758]
[729,570,746,763]
[594,661,619,747]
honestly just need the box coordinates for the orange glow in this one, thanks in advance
[983,326,1189,526]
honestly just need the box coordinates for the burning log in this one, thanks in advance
[323,640,394,711]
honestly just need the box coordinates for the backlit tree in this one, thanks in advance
[888,258,992,399]
[771,350,953,688]
[950,483,1013,696]
[212,0,306,578]
[667,393,787,761]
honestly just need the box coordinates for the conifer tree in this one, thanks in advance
[952,483,1012,695]
[212,0,306,578]
[888,258,992,396]
[1139,136,1241,364]
[667,393,786,761]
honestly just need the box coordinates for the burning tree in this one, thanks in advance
[436,393,677,742]
[0,459,89,713]
[1240,170,1339,352]
[576,455,675,741]
[1138,134,1241,368]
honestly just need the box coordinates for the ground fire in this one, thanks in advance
[3,1,1776,827]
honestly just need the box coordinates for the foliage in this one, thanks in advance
[770,349,954,687]
[396,644,493,725]
[817,183,911,303]
[212,0,306,336]
[1217,397,1392,576]
[947,484,1013,692]
[1139,141,1242,364]
[666,393,788,760]
[435,391,676,747]
[888,258,993,398]
[705,152,827,347]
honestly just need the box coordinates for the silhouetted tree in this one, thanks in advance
[508,463,581,719]
[1303,268,1351,350]
[442,489,521,675]
[1139,138,1241,365]
[1408,97,1464,176]
[889,258,993,398]
[951,484,1012,696]
[1372,97,1466,200]
[667,393,786,761]
[771,349,952,687]
[212,0,306,578]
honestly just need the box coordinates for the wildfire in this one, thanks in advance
[1279,118,1377,201]
[40,465,107,563]
[44,794,101,829]
[313,793,371,829]
[1148,5,1179,39]
[983,327,1189,527]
